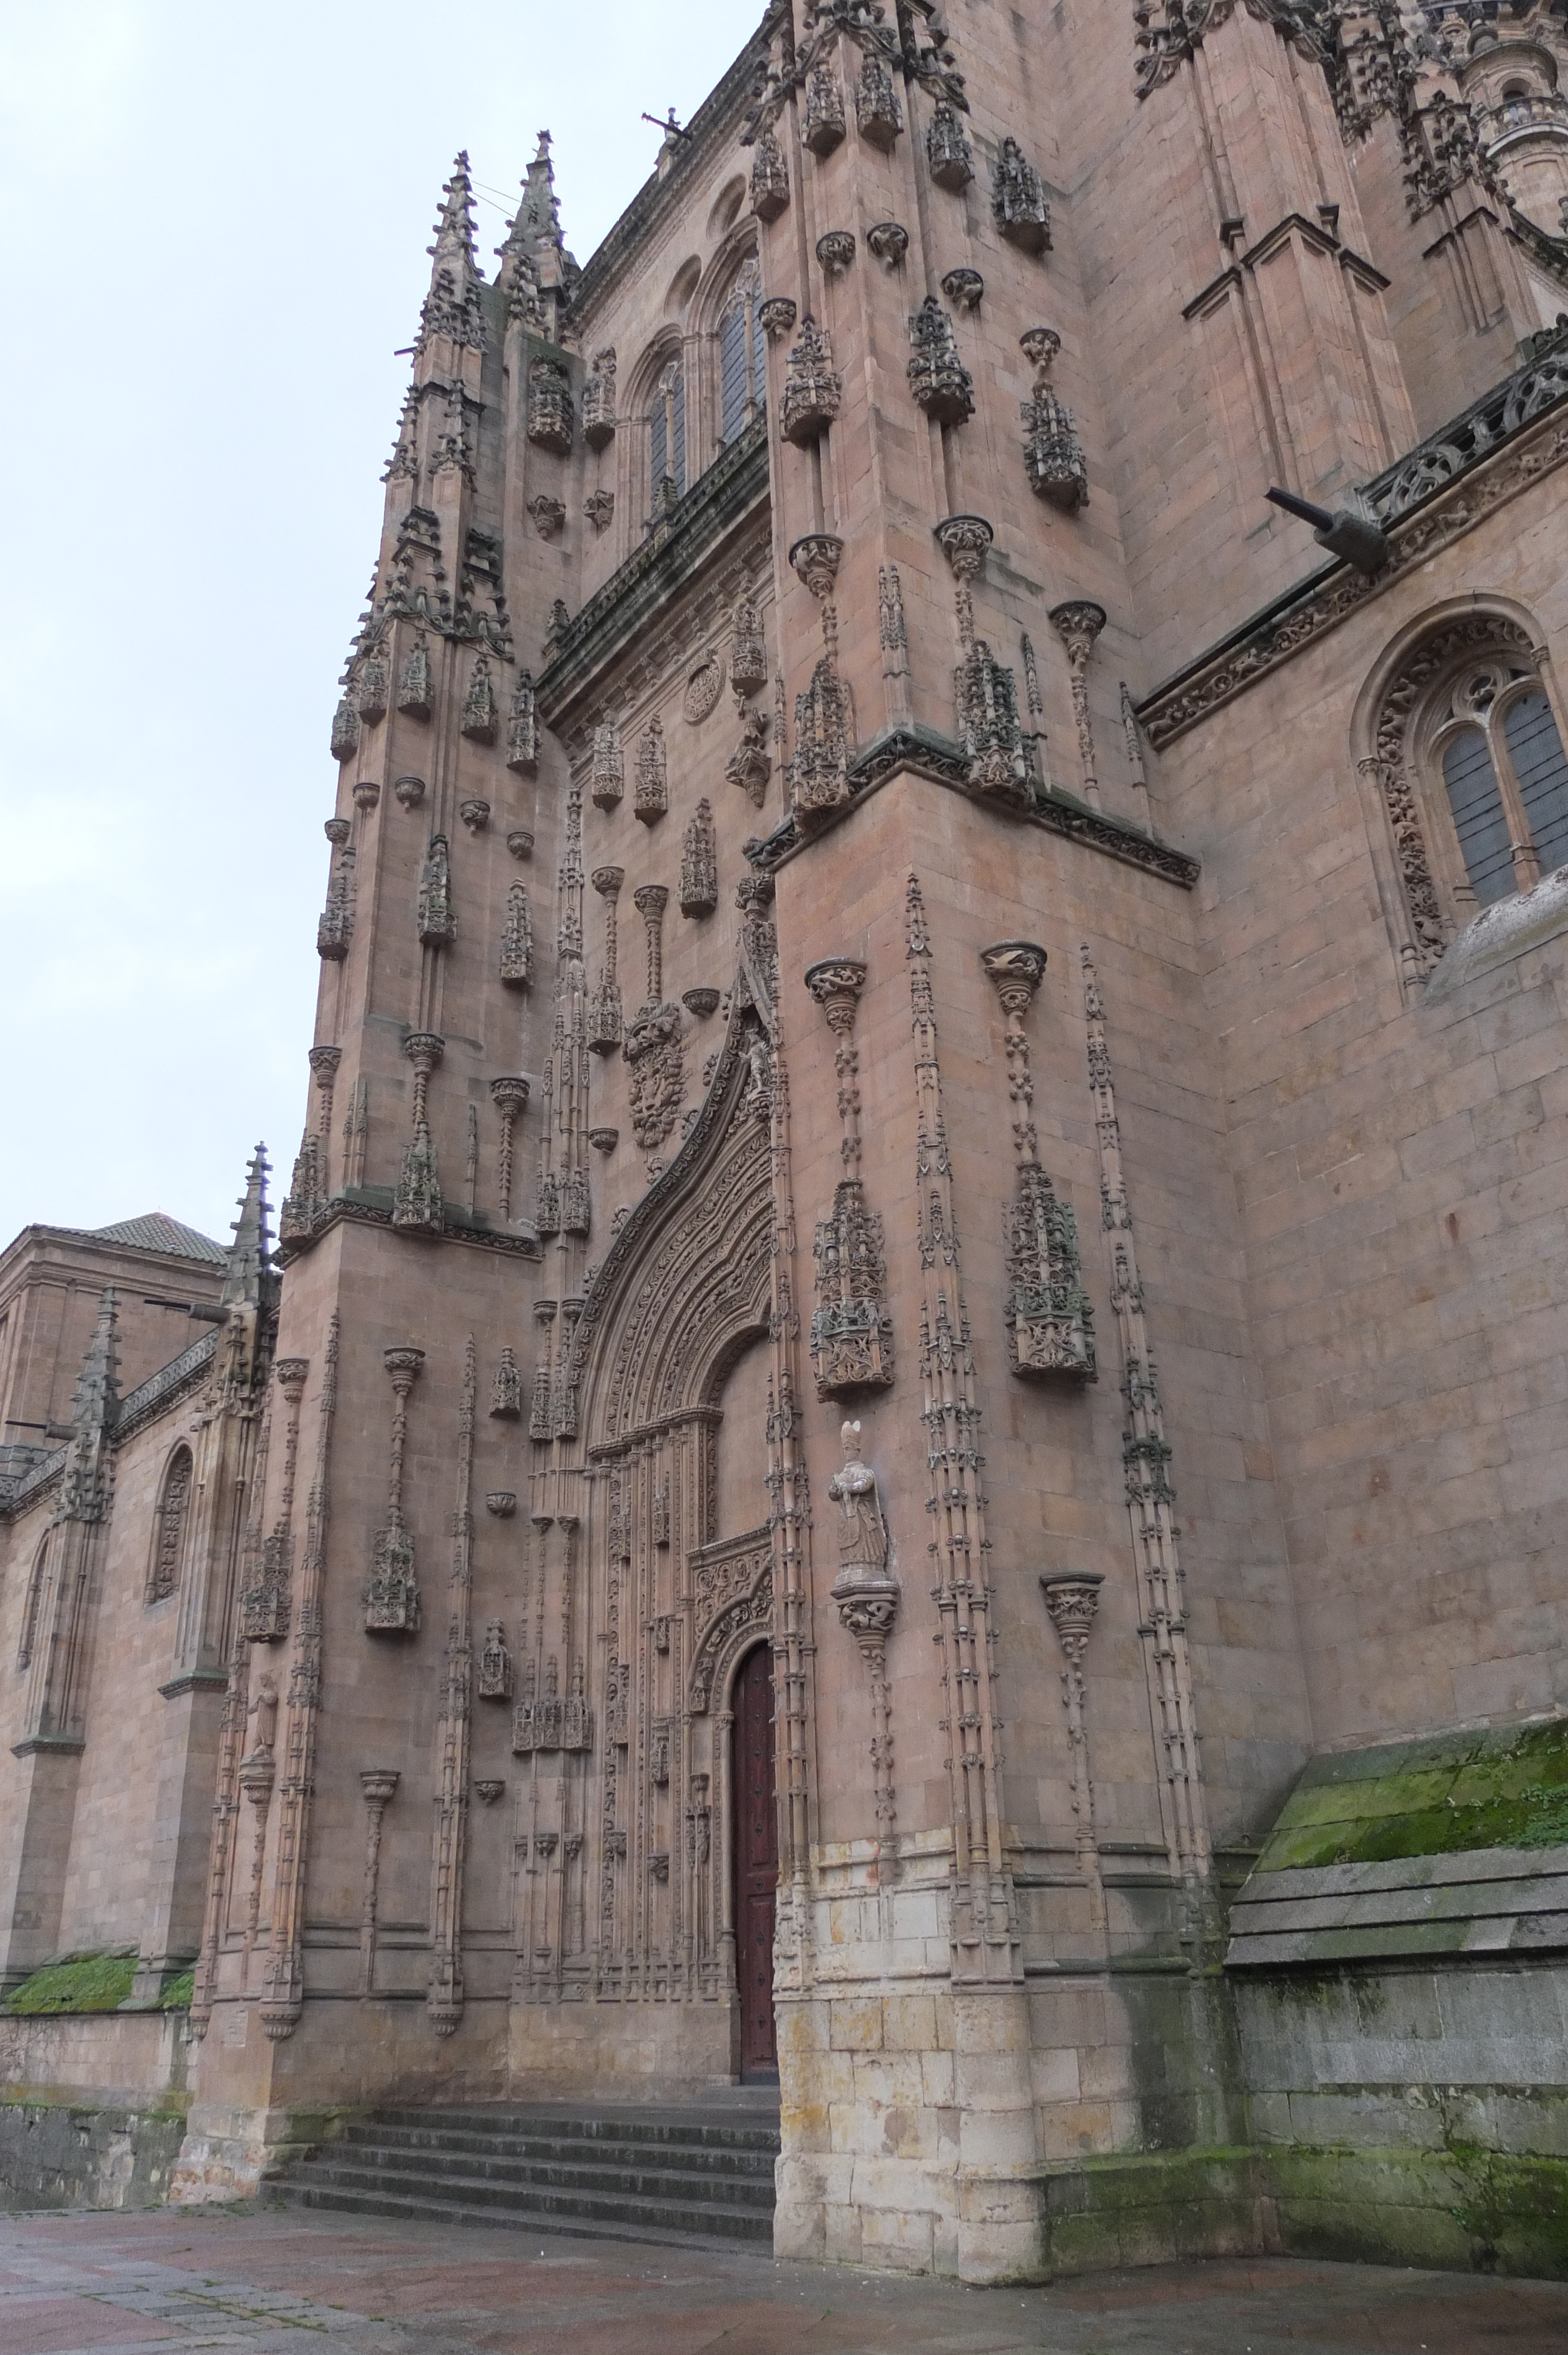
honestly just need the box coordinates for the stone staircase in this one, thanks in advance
[269,2098,780,2250]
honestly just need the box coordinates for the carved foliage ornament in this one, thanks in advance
[1132,0,1329,102]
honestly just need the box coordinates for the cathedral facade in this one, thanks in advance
[4,0,1568,2281]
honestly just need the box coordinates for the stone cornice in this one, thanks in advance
[536,422,769,729]
[1139,331,1568,751]
[745,725,1201,890]
[274,1190,543,1268]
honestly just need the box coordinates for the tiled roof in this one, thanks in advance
[86,1213,227,1264]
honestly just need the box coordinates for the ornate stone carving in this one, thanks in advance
[356,1766,398,1998]
[941,264,982,310]
[828,1421,899,1842]
[355,653,388,725]
[507,827,534,860]
[634,717,668,821]
[460,656,497,744]
[584,488,615,532]
[1024,389,1089,511]
[730,598,768,696]
[397,638,433,720]
[529,1302,556,1438]
[861,221,906,271]
[490,1346,523,1420]
[726,706,772,807]
[805,958,893,1397]
[417,834,456,946]
[684,658,725,726]
[750,127,791,220]
[586,864,623,1056]
[802,64,846,155]
[935,516,1026,804]
[1082,950,1208,1893]
[589,1125,619,1152]
[624,885,684,1152]
[366,1347,423,1633]
[474,1778,504,1804]
[527,357,573,453]
[592,722,624,811]
[427,1337,477,2032]
[907,876,1012,1980]
[1041,1570,1105,1903]
[394,772,426,810]
[240,1355,309,1642]
[682,987,720,1020]
[317,841,354,961]
[908,297,974,424]
[759,294,797,341]
[1051,602,1108,808]
[527,493,566,540]
[506,674,539,774]
[816,228,856,276]
[856,51,903,144]
[489,1076,529,1221]
[927,98,974,190]
[459,797,490,834]
[331,695,360,762]
[582,347,617,450]
[680,799,718,916]
[788,534,855,828]
[981,942,1096,1381]
[479,1619,514,1701]
[992,135,1051,251]
[781,314,841,445]
[500,881,532,988]
[393,1031,443,1233]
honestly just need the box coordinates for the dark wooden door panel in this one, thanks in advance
[732,1643,777,2077]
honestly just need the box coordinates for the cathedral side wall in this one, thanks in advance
[1157,490,1568,1753]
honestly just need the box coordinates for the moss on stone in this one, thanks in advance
[158,1969,194,2011]
[4,1950,138,2016]
[1257,1716,1568,1870]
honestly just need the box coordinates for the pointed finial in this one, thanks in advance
[72,1287,121,1427]
[220,1144,274,1310]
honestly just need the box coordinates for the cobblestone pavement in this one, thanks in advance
[2,2208,1566,2355]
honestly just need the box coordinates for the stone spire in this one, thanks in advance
[417,152,487,351]
[219,1145,274,1312]
[496,132,577,328]
[58,1288,119,1523]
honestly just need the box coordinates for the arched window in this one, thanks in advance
[718,260,763,447]
[17,1533,48,1671]
[650,356,686,500]
[1366,618,1568,978]
[1427,655,1568,907]
[148,1445,193,1605]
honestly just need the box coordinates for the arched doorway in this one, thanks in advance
[731,1641,778,2080]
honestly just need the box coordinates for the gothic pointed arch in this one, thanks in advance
[148,1442,194,1605]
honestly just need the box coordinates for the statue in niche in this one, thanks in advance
[826,1421,889,1583]
[247,1673,279,1760]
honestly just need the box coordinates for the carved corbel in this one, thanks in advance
[937,516,1027,804]
[489,1076,529,1221]
[1040,1572,1105,1921]
[358,1768,400,1995]
[1049,601,1108,809]
[788,534,854,828]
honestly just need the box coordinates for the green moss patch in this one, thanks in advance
[158,1969,194,2011]
[4,1950,138,2016]
[1258,1717,1568,1870]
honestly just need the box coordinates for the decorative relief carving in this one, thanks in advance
[981,942,1095,1381]
[992,134,1052,251]
[490,1346,523,1419]
[867,220,909,268]
[805,958,893,1398]
[730,598,768,696]
[479,1618,514,1700]
[393,1032,444,1233]
[928,98,974,191]
[500,882,532,988]
[788,533,855,827]
[942,264,982,310]
[527,357,573,453]
[624,885,684,1152]
[582,347,617,450]
[635,716,669,821]
[1022,329,1088,511]
[507,673,539,774]
[690,1565,773,1713]
[908,297,974,424]
[417,834,456,946]
[590,865,624,1055]
[750,127,791,221]
[684,659,725,727]
[726,707,772,807]
[1041,1570,1105,1913]
[592,723,624,812]
[828,1421,899,1842]
[398,639,433,719]
[459,797,490,834]
[780,314,841,446]
[366,1347,423,1633]
[1051,601,1108,808]
[489,1076,529,1221]
[460,656,497,744]
[527,494,566,540]
[331,695,360,763]
[855,51,903,145]
[317,838,355,961]
[240,1356,310,1641]
[816,228,856,277]
[584,488,615,532]
[759,293,797,341]
[935,515,1027,804]
[427,1336,477,2033]
[802,65,846,155]
[680,799,718,916]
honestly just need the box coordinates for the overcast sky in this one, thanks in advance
[0,0,758,1256]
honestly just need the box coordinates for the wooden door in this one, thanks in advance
[732,1643,778,2078]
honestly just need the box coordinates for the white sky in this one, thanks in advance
[0,0,759,1255]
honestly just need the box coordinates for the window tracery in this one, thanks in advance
[718,260,764,447]
[650,354,686,503]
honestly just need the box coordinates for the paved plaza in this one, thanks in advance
[1,2207,1564,2355]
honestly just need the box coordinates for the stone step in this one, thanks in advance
[315,2144,776,2208]
[367,2105,780,2153]
[346,2129,777,2176]
[271,2103,779,2251]
[273,2167,773,2245]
